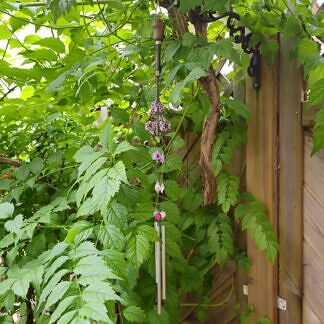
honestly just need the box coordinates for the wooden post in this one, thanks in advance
[278,36,303,324]
[246,41,279,321]
[233,72,248,314]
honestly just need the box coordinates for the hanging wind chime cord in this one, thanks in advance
[151,14,168,315]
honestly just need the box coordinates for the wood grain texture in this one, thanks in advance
[303,135,324,323]
[278,37,304,324]
[232,72,248,316]
[246,52,279,321]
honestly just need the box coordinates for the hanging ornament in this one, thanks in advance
[145,13,169,315]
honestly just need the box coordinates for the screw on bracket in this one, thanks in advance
[277,297,287,311]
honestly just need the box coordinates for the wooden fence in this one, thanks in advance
[182,35,323,323]
[244,35,323,324]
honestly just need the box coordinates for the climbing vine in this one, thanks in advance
[0,0,322,323]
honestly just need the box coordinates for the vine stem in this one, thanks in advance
[180,278,234,308]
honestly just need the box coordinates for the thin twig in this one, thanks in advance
[0,156,22,167]
[0,86,18,102]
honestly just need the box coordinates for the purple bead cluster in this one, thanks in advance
[145,100,171,136]
[150,100,164,115]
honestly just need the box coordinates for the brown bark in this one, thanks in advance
[0,157,21,167]
[161,4,221,205]
[199,69,220,205]
[189,15,221,205]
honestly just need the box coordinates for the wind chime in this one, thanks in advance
[144,15,171,315]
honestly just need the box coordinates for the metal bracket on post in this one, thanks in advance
[243,284,249,296]
[191,8,261,90]
[277,297,287,311]
[162,1,262,90]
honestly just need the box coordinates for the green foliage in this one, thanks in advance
[235,193,279,263]
[217,172,240,213]
[0,0,318,321]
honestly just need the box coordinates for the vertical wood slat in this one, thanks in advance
[246,51,279,321]
[278,37,304,324]
[232,73,248,314]
[303,135,324,323]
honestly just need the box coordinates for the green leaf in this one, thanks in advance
[235,194,279,263]
[22,48,58,62]
[36,37,65,53]
[82,282,120,303]
[43,242,69,263]
[260,39,278,66]
[49,296,78,323]
[82,156,107,182]
[297,38,319,75]
[184,66,208,83]
[170,80,185,105]
[76,168,108,206]
[4,214,23,236]
[74,145,94,163]
[44,281,70,309]
[209,39,240,64]
[7,267,33,298]
[57,311,78,324]
[73,241,98,258]
[223,98,252,120]
[30,157,44,174]
[14,164,30,181]
[38,269,70,307]
[74,255,117,285]
[0,202,14,220]
[180,0,200,12]
[79,302,110,322]
[114,141,136,156]
[308,79,324,108]
[123,306,146,323]
[99,121,114,151]
[164,41,181,62]
[126,233,150,266]
[170,67,208,104]
[92,176,121,214]
[77,151,104,178]
[0,25,11,40]
[180,266,203,293]
[44,256,69,283]
[49,0,77,21]
[47,71,68,92]
[98,224,125,250]
[217,172,240,213]
[104,201,128,225]
[107,161,128,183]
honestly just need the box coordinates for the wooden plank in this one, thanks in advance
[304,135,324,201]
[246,45,279,321]
[303,242,324,320]
[303,135,324,323]
[232,72,248,316]
[302,102,320,128]
[303,299,321,324]
[278,37,304,324]
[304,187,324,266]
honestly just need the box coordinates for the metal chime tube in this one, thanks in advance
[155,222,162,314]
[161,224,166,300]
